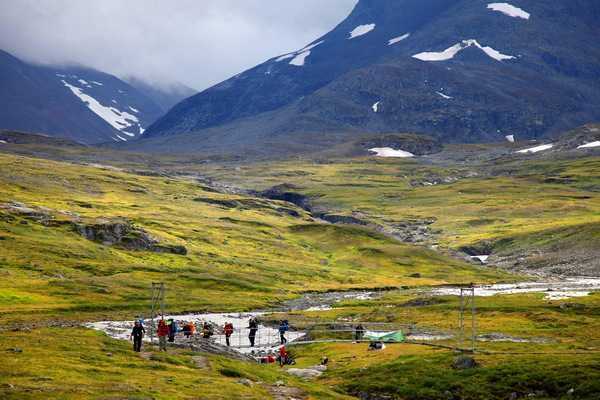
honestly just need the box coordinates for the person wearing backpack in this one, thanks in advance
[157,319,169,351]
[202,321,214,339]
[168,319,178,343]
[278,345,288,367]
[278,320,289,345]
[223,322,234,346]
[248,317,258,347]
[130,320,145,352]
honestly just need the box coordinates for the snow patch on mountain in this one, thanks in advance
[282,41,325,67]
[578,141,600,149]
[349,24,375,39]
[77,79,92,88]
[413,39,515,62]
[369,147,414,158]
[487,3,531,20]
[388,33,410,45]
[436,91,452,99]
[276,54,295,62]
[290,51,312,67]
[61,80,143,139]
[517,144,554,154]
[506,135,515,143]
[372,101,381,112]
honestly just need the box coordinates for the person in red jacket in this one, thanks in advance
[278,345,288,367]
[223,322,234,347]
[157,319,169,351]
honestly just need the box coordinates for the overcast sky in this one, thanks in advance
[0,0,357,91]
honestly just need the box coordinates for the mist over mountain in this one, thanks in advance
[0,49,165,144]
[125,78,197,114]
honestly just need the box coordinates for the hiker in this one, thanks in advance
[130,320,145,352]
[278,320,289,345]
[168,319,178,343]
[248,317,258,347]
[354,324,365,342]
[278,345,288,367]
[223,322,234,347]
[157,319,169,351]
[202,321,213,339]
[183,321,195,339]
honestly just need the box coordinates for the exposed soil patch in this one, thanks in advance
[267,384,308,400]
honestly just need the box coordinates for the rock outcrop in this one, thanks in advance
[74,219,187,255]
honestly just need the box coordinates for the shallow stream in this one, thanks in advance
[87,277,600,354]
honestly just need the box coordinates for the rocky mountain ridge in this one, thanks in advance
[137,0,600,158]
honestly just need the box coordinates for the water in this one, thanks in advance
[87,312,304,354]
[429,277,600,300]
[282,290,378,311]
[87,278,600,354]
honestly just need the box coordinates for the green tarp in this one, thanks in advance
[364,330,405,343]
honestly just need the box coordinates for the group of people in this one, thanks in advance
[129,318,237,352]
[257,345,295,366]
[130,316,292,352]
[248,318,289,347]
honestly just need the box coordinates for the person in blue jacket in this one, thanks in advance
[278,320,289,345]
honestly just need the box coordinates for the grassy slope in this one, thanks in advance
[202,156,600,256]
[0,153,506,326]
[0,328,350,400]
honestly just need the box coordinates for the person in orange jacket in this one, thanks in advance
[188,322,197,338]
[157,319,169,351]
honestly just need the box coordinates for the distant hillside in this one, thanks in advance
[138,0,600,157]
[0,49,163,144]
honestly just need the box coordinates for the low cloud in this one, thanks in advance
[0,0,356,90]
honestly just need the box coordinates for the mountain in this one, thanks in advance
[125,77,196,113]
[0,49,163,144]
[139,0,600,157]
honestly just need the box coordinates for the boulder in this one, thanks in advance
[286,366,326,379]
[452,355,478,370]
[238,378,253,387]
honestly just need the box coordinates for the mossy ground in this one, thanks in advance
[273,291,600,400]
[1,147,599,399]
[202,156,600,252]
[0,153,509,327]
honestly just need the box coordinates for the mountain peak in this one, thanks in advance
[136,0,600,158]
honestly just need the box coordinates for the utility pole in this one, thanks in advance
[458,286,476,352]
[149,282,166,344]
